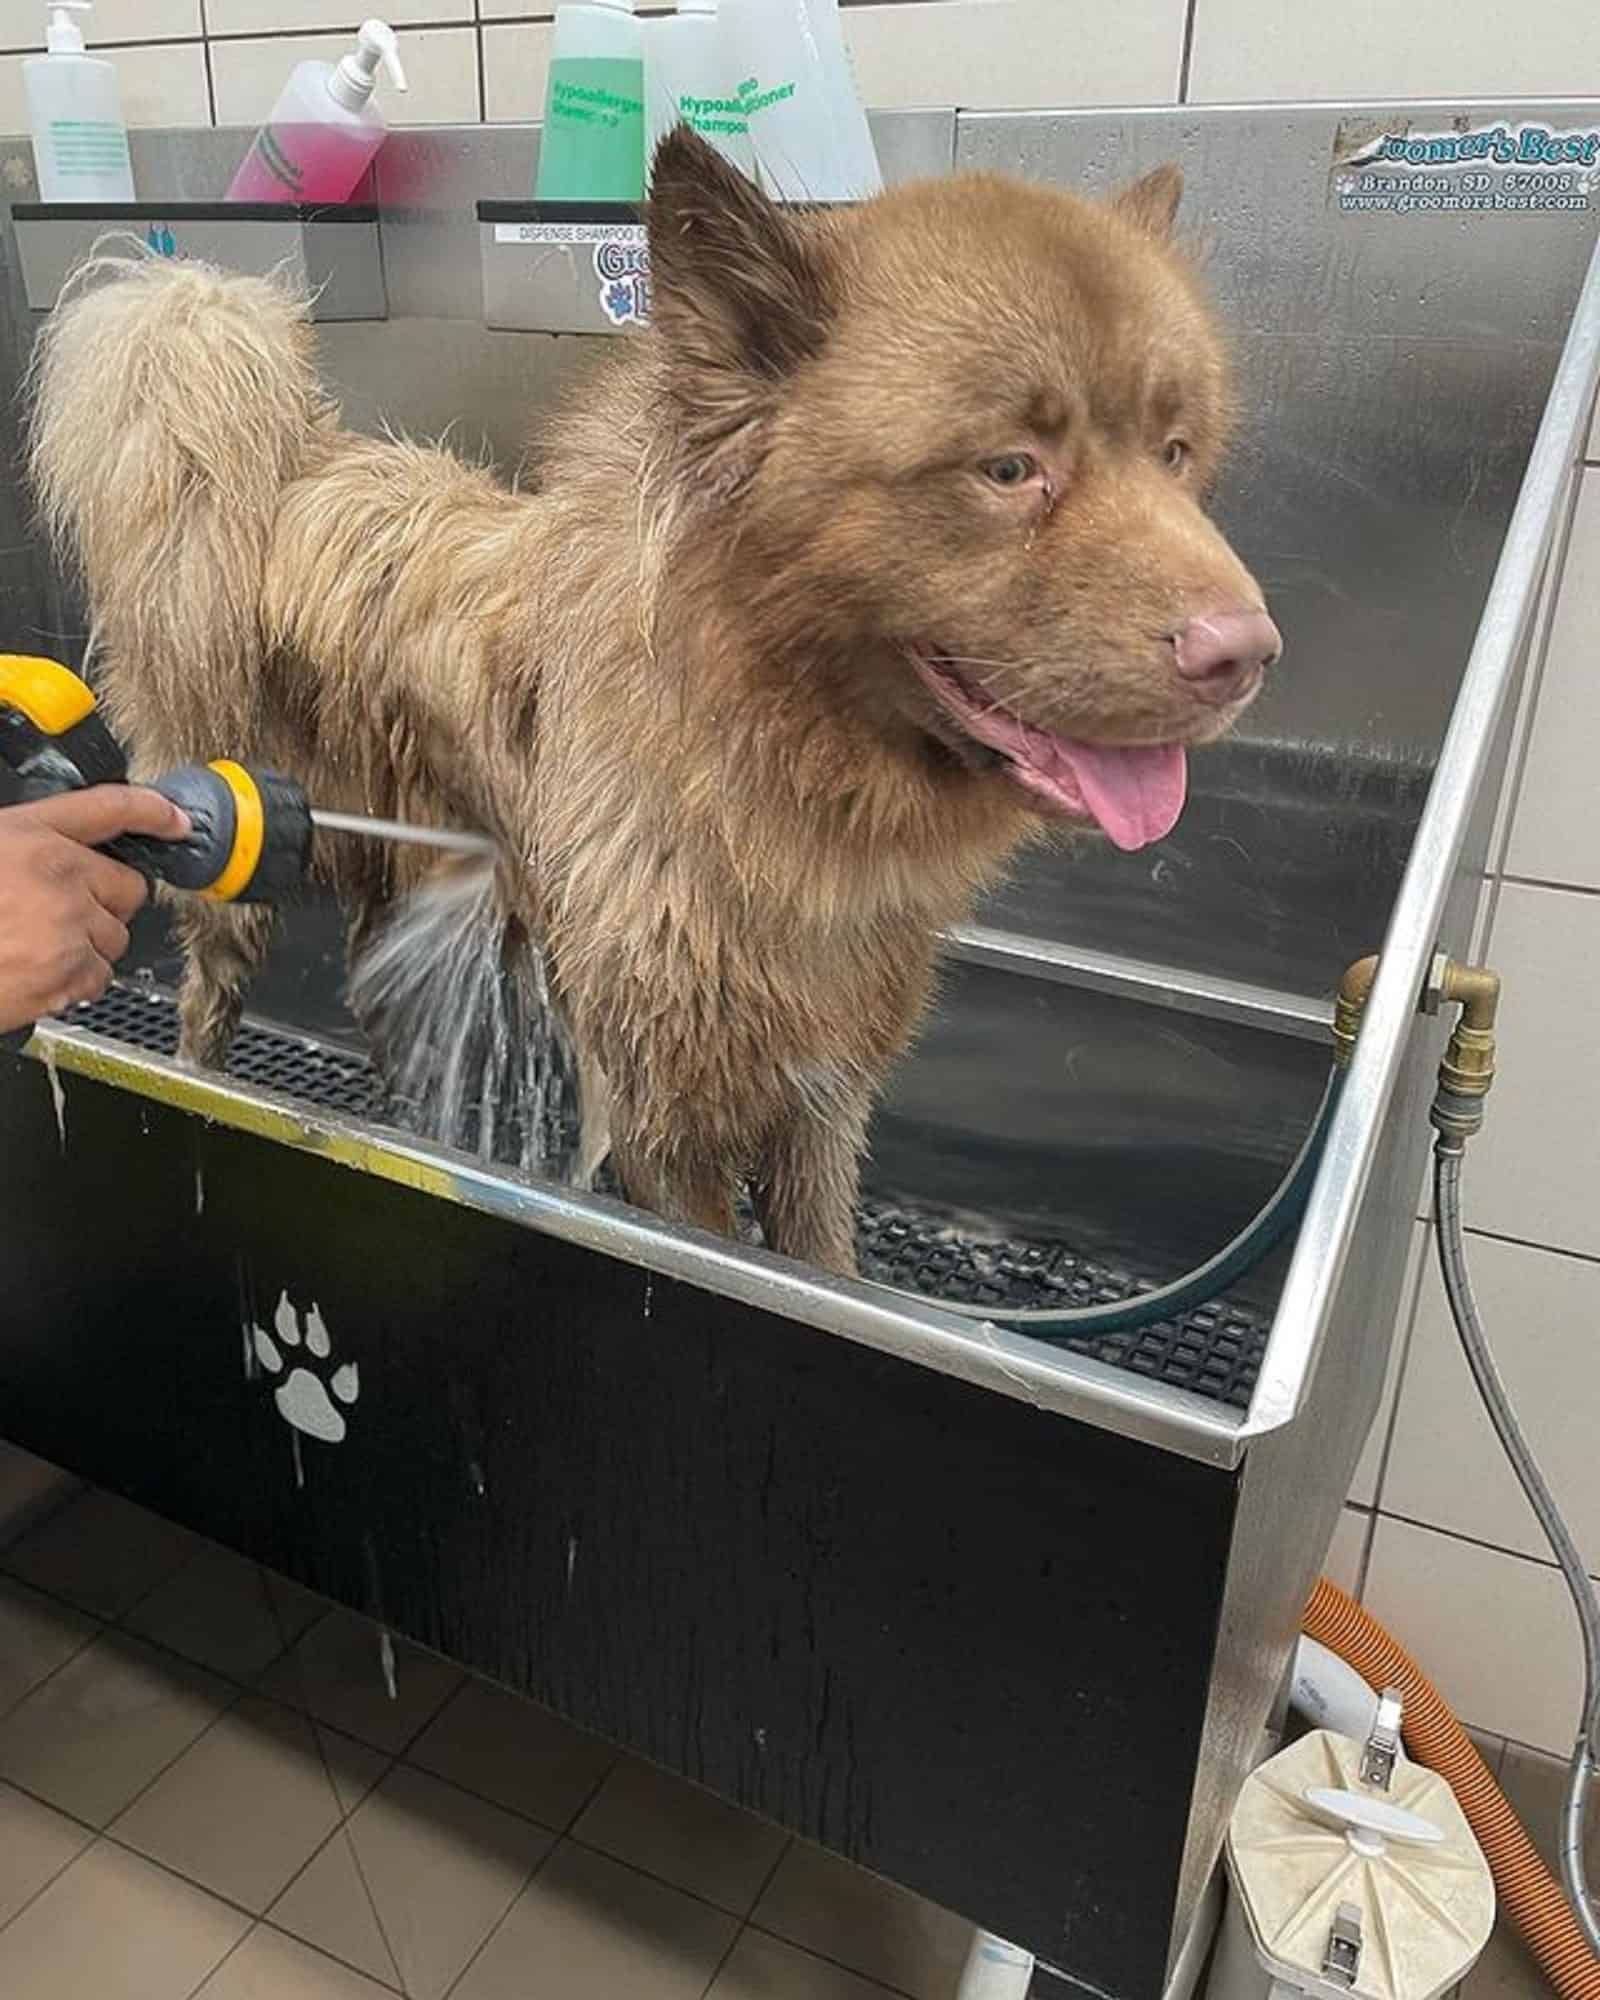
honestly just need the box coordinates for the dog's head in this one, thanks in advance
[647,130,1279,853]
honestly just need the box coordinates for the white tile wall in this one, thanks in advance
[1,40,208,130]
[1461,884,1600,1262]
[1505,472,1600,894]
[1188,0,1599,104]
[1364,1518,1584,1750]
[75,0,201,41]
[480,23,551,127]
[211,26,479,126]
[207,0,466,32]
[1384,1232,1600,1570]
[841,0,1187,112]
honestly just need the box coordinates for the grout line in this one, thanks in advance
[692,1834,801,1997]
[744,1920,929,2000]
[101,1679,251,1840]
[1175,0,1199,104]
[0,1787,95,1940]
[474,19,487,122]
[1455,1220,1600,1270]
[197,0,218,128]
[0,1597,103,1729]
[248,1583,409,1992]
[438,1826,563,1998]
[259,1919,406,1995]
[1498,870,1600,900]
[1374,1505,1600,1583]
[699,1920,748,1999]
[179,1920,256,2000]
[0,1465,86,1556]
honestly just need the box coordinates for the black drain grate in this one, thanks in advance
[856,1212,1265,1408]
[61,982,1268,1409]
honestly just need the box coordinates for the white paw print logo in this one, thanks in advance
[251,1292,360,1442]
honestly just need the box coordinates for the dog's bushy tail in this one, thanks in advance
[28,249,329,763]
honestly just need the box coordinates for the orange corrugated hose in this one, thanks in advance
[1306,1576,1600,1998]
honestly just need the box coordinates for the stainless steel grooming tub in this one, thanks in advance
[2,103,1597,2000]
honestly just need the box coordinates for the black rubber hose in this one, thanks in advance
[872,1065,1345,1339]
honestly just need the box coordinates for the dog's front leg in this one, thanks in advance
[176,902,279,1068]
[751,1096,870,1278]
[611,1130,740,1245]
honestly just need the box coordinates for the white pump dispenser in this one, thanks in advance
[226,18,407,205]
[24,1,136,204]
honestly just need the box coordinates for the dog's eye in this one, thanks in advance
[1163,438,1191,473]
[981,453,1040,489]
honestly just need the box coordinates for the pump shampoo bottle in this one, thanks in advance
[719,0,881,203]
[226,18,407,204]
[535,0,646,202]
[24,1,135,204]
[645,0,754,181]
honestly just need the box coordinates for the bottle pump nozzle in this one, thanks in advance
[44,1,92,54]
[329,18,407,112]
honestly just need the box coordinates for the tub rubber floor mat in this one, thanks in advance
[60,981,1269,1410]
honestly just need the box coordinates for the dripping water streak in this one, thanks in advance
[348,861,584,1182]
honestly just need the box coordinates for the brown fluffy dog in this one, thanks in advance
[29,131,1278,1274]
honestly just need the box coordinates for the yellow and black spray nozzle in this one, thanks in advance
[0,654,312,906]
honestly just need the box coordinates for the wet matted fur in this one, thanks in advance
[29,130,1276,1274]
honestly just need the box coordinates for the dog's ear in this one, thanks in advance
[647,126,834,484]
[1110,163,1183,242]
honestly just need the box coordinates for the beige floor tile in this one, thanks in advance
[573,1754,788,1913]
[753,1841,975,2000]
[0,1630,231,1826]
[0,1443,78,1549]
[1496,1740,1600,1883]
[260,1611,461,1755]
[2,1487,197,1620]
[0,1575,98,1718]
[454,1838,738,2000]
[113,1694,384,1912]
[1363,1518,1580,1752]
[0,1779,93,1928]
[126,1545,324,1683]
[1459,1915,1548,2000]
[0,1838,248,1999]
[1384,1231,1600,1568]
[407,1675,616,1830]
[712,1929,902,2000]
[271,1829,404,1987]
[196,1924,399,1999]
[340,1762,553,2000]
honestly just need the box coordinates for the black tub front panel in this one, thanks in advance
[0,1051,1236,1998]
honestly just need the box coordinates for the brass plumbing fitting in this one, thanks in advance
[1328,951,1502,1143]
[1426,954,1501,1143]
[1330,954,1380,1070]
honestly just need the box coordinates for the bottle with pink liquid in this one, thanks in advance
[227,18,406,205]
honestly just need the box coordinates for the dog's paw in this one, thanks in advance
[251,1292,360,1443]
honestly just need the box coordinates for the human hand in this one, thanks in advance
[0,787,191,1033]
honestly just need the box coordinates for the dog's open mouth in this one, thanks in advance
[910,656,1188,852]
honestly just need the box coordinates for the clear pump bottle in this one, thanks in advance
[23,2,135,205]
[226,18,407,205]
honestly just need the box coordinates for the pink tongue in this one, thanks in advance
[1051,740,1188,851]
